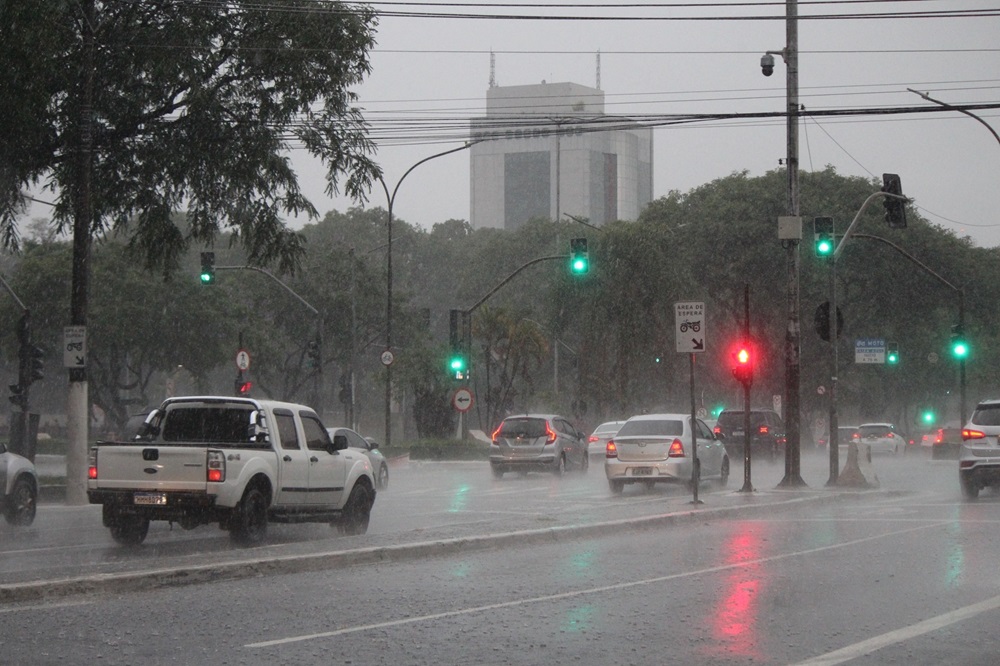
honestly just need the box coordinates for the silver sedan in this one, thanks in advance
[327,427,389,490]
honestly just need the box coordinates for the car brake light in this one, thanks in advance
[546,423,557,444]
[713,426,721,435]
[606,441,618,458]
[668,439,685,457]
[491,425,503,443]
[588,435,599,443]
[88,447,98,480]
[758,425,769,435]
[207,450,226,483]
[963,429,986,441]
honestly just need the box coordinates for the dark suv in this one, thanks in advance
[714,409,786,461]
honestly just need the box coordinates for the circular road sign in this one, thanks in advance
[236,349,251,371]
[380,349,395,367]
[452,387,474,412]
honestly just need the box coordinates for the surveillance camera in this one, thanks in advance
[760,53,775,77]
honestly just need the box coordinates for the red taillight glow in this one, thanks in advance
[713,426,721,435]
[588,435,599,442]
[963,428,986,441]
[606,441,618,458]
[668,439,685,457]
[491,425,503,443]
[87,447,97,480]
[88,466,98,480]
[207,450,226,483]
[758,425,769,435]
[545,423,557,444]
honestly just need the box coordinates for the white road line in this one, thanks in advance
[245,521,946,649]
[0,599,91,614]
[790,594,1000,666]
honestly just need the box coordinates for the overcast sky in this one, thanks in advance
[290,0,1000,247]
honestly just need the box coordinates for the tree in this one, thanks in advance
[1,0,380,270]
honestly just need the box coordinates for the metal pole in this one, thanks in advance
[780,0,806,487]
[740,284,754,493]
[827,255,840,485]
[689,352,702,504]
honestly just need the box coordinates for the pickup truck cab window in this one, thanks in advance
[274,411,300,450]
[162,406,254,443]
[302,413,333,451]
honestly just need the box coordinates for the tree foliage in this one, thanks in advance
[0,0,380,274]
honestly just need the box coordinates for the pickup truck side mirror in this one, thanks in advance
[332,434,349,452]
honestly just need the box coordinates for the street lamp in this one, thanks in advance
[378,140,481,449]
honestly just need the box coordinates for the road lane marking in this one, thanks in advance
[245,521,947,649]
[0,599,90,614]
[790,594,1000,666]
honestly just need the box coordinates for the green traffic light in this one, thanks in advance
[816,238,833,256]
[200,271,214,285]
[449,356,465,371]
[922,410,935,425]
[953,340,969,358]
[887,351,898,364]
[571,257,589,274]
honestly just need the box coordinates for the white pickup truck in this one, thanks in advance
[87,396,376,546]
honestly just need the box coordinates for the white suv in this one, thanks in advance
[857,423,903,455]
[959,399,1000,499]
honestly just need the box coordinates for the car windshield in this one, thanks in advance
[594,423,622,435]
[718,412,769,428]
[616,419,684,437]
[499,418,548,439]
[859,425,893,438]
[972,404,1000,426]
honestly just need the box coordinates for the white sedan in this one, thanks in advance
[857,423,903,455]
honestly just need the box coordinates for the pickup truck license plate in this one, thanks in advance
[134,492,167,506]
[632,467,653,476]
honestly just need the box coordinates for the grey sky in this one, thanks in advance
[293,1,1000,246]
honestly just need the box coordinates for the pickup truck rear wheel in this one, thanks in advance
[109,515,150,546]
[230,486,269,546]
[338,483,372,536]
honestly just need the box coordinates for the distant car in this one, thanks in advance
[489,414,588,478]
[714,409,785,461]
[1,443,38,526]
[931,426,963,460]
[587,420,627,459]
[605,413,728,494]
[959,400,1000,499]
[907,428,937,451]
[327,427,389,490]
[816,425,859,450]
[857,423,902,455]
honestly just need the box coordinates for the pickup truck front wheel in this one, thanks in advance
[230,486,269,546]
[338,483,372,536]
[109,514,150,546]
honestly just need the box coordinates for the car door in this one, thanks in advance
[555,418,584,466]
[302,413,349,507]
[695,417,722,476]
[272,409,310,506]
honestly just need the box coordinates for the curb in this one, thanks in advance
[0,488,884,604]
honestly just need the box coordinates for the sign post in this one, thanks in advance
[675,302,706,504]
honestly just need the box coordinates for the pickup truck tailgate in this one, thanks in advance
[92,444,210,492]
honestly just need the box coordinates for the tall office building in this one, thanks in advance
[470,81,653,230]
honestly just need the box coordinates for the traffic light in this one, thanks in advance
[731,342,754,386]
[882,174,907,229]
[306,339,321,368]
[951,324,969,359]
[200,252,216,285]
[448,309,467,379]
[237,380,252,396]
[569,237,589,275]
[921,409,936,425]
[886,341,899,365]
[8,383,27,410]
[813,217,834,258]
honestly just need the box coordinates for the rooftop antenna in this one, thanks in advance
[596,49,601,90]
[489,50,497,88]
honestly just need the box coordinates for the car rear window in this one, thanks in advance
[717,412,771,428]
[972,404,1000,426]
[499,418,548,439]
[616,419,684,437]
[594,423,622,436]
[162,406,254,443]
[859,425,893,438]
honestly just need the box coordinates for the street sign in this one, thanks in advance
[674,301,706,353]
[452,387,474,412]
[63,326,86,368]
[380,349,394,367]
[236,349,251,371]
[855,338,886,364]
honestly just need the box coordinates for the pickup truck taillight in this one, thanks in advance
[88,447,98,480]
[207,450,226,482]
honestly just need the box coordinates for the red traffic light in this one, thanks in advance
[731,342,754,386]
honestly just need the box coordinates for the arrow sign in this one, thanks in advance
[674,302,706,354]
[452,387,474,412]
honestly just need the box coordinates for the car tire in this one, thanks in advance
[377,464,389,490]
[580,451,590,474]
[109,514,150,546]
[960,476,980,501]
[230,485,269,546]
[491,465,504,479]
[609,479,624,495]
[552,454,566,477]
[3,476,36,527]
[719,456,730,487]
[339,483,372,536]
